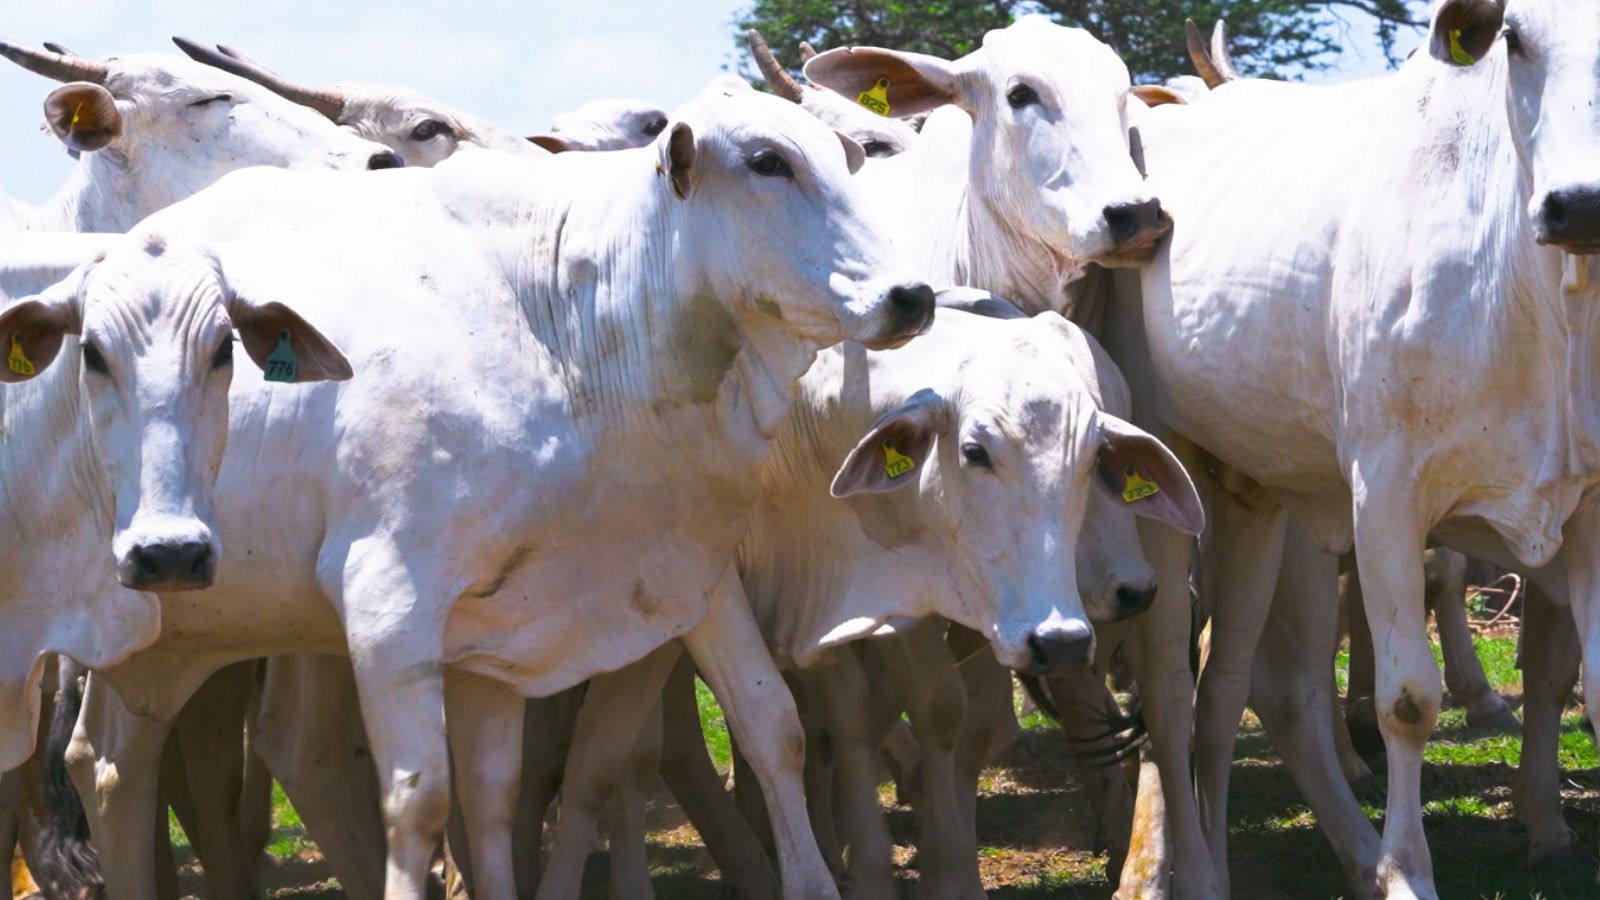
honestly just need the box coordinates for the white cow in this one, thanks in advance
[1098,1,1600,898]
[0,41,402,232]
[61,83,931,900]
[531,98,673,153]
[746,30,921,159]
[169,38,548,166]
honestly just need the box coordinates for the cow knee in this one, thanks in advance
[1378,682,1440,744]
[384,767,451,841]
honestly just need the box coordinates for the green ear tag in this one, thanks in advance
[263,329,297,383]
[1122,468,1159,503]
[857,77,891,117]
[883,442,915,479]
[1448,29,1475,66]
[7,334,33,376]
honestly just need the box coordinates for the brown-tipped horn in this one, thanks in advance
[0,40,107,84]
[1211,20,1241,83]
[170,36,345,121]
[746,29,805,103]
[1184,19,1226,89]
[798,41,818,64]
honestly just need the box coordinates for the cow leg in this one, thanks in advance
[784,671,841,878]
[444,671,525,900]
[656,656,777,900]
[1121,518,1220,900]
[238,661,273,876]
[535,643,680,900]
[606,694,662,900]
[1249,540,1380,899]
[171,662,258,900]
[682,570,838,900]
[253,655,386,900]
[1350,497,1438,900]
[66,670,203,900]
[729,742,776,859]
[947,627,1010,847]
[2,768,19,896]
[1190,489,1287,896]
[807,654,894,900]
[1343,572,1383,760]
[1514,580,1583,868]
[516,687,586,896]
[1427,557,1516,734]
[1039,669,1138,885]
[1116,751,1170,900]
[880,624,985,900]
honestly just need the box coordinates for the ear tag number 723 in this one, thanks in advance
[883,442,915,479]
[1122,468,1158,503]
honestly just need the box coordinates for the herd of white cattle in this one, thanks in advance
[0,1,1597,899]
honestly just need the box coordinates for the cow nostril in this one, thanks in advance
[888,283,935,331]
[133,547,160,580]
[1105,205,1139,241]
[188,544,215,578]
[1026,632,1053,670]
[367,150,405,171]
[1544,194,1569,229]
[1116,584,1158,617]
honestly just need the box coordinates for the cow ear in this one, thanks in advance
[831,391,947,498]
[227,298,352,383]
[0,279,82,384]
[1430,0,1505,67]
[44,82,123,153]
[805,47,962,118]
[1132,85,1186,108]
[527,134,572,154]
[664,122,696,199]
[1093,413,1204,536]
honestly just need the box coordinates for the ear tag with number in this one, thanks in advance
[1447,29,1475,66]
[1122,468,1158,503]
[857,77,891,117]
[263,329,297,383]
[883,442,915,479]
[7,334,34,376]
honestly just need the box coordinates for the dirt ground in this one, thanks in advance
[155,632,1597,900]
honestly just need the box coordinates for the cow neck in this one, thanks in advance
[0,351,113,546]
[509,154,819,475]
[952,175,1083,316]
[16,152,142,233]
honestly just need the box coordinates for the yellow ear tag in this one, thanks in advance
[857,78,891,117]
[70,101,82,130]
[1448,29,1475,66]
[7,334,33,377]
[883,442,915,479]
[1122,468,1158,503]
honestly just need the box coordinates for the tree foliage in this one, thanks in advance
[732,1,1428,84]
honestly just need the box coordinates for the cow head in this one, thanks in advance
[805,16,1171,267]
[171,39,541,167]
[829,310,1202,675]
[0,239,350,592]
[662,82,934,351]
[1429,0,1600,252]
[747,30,921,159]
[0,42,402,229]
[531,98,673,153]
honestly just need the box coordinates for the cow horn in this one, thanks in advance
[1211,20,1241,83]
[170,36,346,121]
[0,40,108,84]
[798,41,818,64]
[42,42,77,58]
[746,29,805,103]
[1184,19,1227,89]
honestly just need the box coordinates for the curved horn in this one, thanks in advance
[1184,19,1226,89]
[746,29,805,103]
[170,36,345,121]
[0,40,107,84]
[798,41,818,64]
[42,42,77,57]
[1211,20,1241,83]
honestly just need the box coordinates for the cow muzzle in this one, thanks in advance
[860,282,935,350]
[1537,187,1600,255]
[1019,620,1095,676]
[118,533,218,592]
[1096,199,1173,266]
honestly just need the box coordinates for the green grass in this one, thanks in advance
[694,676,732,771]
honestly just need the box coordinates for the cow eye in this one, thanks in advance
[411,119,452,141]
[1007,84,1040,109]
[1503,27,1523,56]
[861,139,894,158]
[643,116,668,137]
[81,341,108,375]
[748,151,794,179]
[188,93,233,108]
[961,442,993,470]
[211,336,233,371]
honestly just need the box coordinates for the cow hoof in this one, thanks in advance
[1464,700,1520,735]
[1529,841,1595,873]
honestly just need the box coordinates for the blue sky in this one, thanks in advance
[0,0,1420,205]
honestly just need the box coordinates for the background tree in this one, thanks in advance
[732,1,1427,84]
